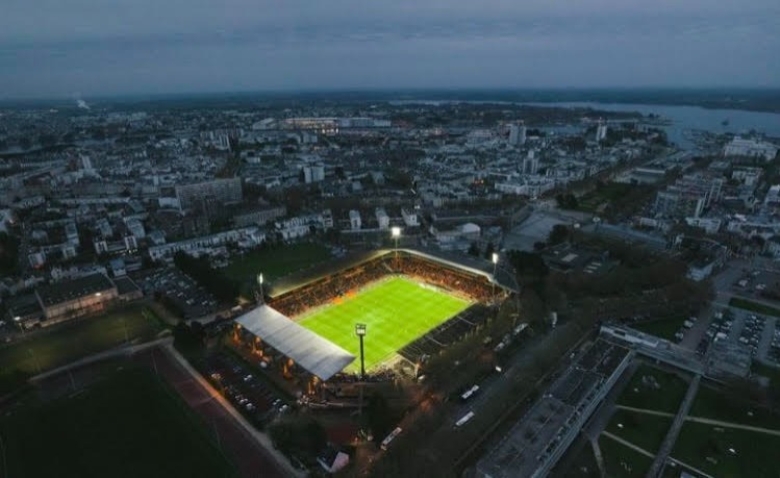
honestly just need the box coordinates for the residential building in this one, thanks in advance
[724,136,778,161]
[175,177,242,211]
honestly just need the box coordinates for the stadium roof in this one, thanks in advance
[268,248,519,298]
[234,305,355,381]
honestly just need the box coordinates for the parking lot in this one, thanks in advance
[133,267,220,319]
[201,352,291,430]
[699,307,779,365]
[731,269,780,302]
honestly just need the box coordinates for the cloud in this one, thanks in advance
[1,0,779,98]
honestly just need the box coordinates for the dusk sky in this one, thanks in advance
[2,0,779,99]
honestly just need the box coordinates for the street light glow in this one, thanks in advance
[391,226,401,238]
[257,273,264,285]
[14,316,21,322]
[492,252,499,264]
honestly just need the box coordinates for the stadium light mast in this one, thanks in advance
[391,226,402,264]
[355,323,367,379]
[257,273,264,304]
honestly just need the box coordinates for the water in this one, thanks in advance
[393,97,780,150]
[525,102,780,150]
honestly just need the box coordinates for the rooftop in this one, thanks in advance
[235,305,355,381]
[36,273,116,307]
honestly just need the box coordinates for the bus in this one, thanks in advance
[455,411,475,428]
[380,427,403,451]
[460,385,480,402]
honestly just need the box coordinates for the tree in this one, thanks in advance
[484,242,495,260]
[269,416,327,458]
[0,232,20,276]
[547,225,570,246]
[173,252,239,303]
[555,193,578,210]
[366,392,394,441]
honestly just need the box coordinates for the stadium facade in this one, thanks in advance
[230,249,517,391]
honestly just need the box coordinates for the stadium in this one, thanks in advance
[230,248,518,393]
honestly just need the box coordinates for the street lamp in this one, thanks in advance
[13,316,25,335]
[355,323,367,379]
[257,273,264,304]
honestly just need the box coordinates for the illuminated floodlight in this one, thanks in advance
[257,273,264,285]
[492,252,499,264]
[95,292,102,297]
[391,227,401,238]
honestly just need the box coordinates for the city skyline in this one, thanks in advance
[2,0,779,100]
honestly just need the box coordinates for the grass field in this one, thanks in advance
[599,436,653,478]
[672,422,780,478]
[605,409,672,453]
[617,365,690,413]
[0,305,162,394]
[298,276,470,371]
[223,242,331,283]
[0,368,237,478]
[689,385,780,430]
[728,297,780,318]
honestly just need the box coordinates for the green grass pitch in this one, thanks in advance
[298,276,471,371]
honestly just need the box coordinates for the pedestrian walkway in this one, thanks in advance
[647,374,700,478]
[590,437,607,478]
[600,431,655,458]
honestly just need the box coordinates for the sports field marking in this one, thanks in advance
[298,276,470,372]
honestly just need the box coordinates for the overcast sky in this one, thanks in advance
[1,0,779,99]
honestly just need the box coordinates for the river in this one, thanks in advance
[526,102,780,150]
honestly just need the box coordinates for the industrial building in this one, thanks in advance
[476,340,631,478]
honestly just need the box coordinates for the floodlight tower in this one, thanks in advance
[391,226,401,266]
[355,323,367,379]
[257,273,264,304]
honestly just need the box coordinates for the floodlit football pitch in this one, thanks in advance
[298,276,471,372]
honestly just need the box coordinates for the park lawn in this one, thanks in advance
[298,276,470,372]
[728,297,780,318]
[632,318,685,341]
[599,435,653,478]
[0,305,162,394]
[605,409,672,454]
[688,385,780,430]
[0,368,237,478]
[671,422,780,478]
[577,182,634,213]
[550,440,600,478]
[223,242,331,283]
[617,364,690,413]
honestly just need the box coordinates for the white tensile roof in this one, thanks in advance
[234,305,355,381]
